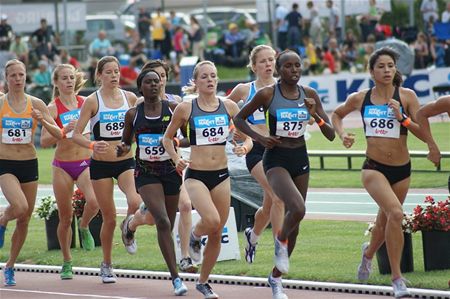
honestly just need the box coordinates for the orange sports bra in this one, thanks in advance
[0,96,37,144]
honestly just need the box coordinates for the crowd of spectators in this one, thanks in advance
[0,0,449,95]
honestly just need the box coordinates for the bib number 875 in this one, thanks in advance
[283,121,302,131]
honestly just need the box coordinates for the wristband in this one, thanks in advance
[60,127,66,138]
[89,141,95,150]
[242,145,248,155]
[173,137,180,147]
[401,117,411,127]
[316,118,325,127]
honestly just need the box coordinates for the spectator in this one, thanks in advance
[307,1,322,47]
[31,60,52,104]
[86,57,98,87]
[169,10,182,33]
[420,0,439,25]
[442,2,450,23]
[224,23,246,59]
[189,16,204,61]
[58,49,80,69]
[129,42,148,69]
[137,7,151,48]
[31,18,58,61]
[322,46,336,74]
[414,32,430,69]
[125,26,140,53]
[326,0,342,43]
[368,0,382,31]
[328,37,342,68]
[173,26,188,59]
[275,3,289,51]
[285,3,303,49]
[430,36,446,67]
[151,7,168,55]
[119,59,138,88]
[302,35,318,74]
[0,14,13,51]
[88,30,114,58]
[9,34,29,66]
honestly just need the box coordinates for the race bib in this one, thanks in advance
[275,108,310,138]
[138,134,170,162]
[60,109,89,138]
[248,106,265,124]
[99,110,126,138]
[1,117,32,144]
[194,114,229,145]
[363,105,402,138]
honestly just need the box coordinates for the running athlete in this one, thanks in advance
[40,64,100,279]
[332,47,423,298]
[72,56,140,283]
[0,59,63,286]
[116,69,188,296]
[119,59,198,273]
[227,45,284,263]
[234,50,335,299]
[162,61,247,299]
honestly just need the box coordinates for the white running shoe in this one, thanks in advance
[357,242,372,281]
[268,274,288,299]
[392,277,411,298]
[274,237,289,274]
[120,215,137,254]
[100,262,117,283]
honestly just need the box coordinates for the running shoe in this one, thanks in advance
[79,226,95,251]
[0,225,6,248]
[274,237,289,274]
[268,274,288,299]
[392,277,411,298]
[3,267,16,286]
[357,242,372,281]
[100,262,117,283]
[120,215,137,254]
[172,277,188,296]
[196,281,219,299]
[60,260,73,280]
[244,227,257,263]
[179,257,198,273]
[189,230,202,263]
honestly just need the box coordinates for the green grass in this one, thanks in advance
[1,217,448,290]
[37,123,450,188]
[217,65,250,81]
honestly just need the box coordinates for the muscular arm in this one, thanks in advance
[304,86,335,141]
[331,92,362,148]
[233,86,278,147]
[117,108,135,157]
[73,95,96,149]
[227,83,249,105]
[399,88,425,142]
[416,95,450,166]
[32,98,63,140]
[163,102,190,167]
[40,103,59,148]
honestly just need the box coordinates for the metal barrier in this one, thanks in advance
[309,150,450,172]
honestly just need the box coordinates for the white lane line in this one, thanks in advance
[307,211,377,216]
[0,288,143,299]
[306,201,421,206]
